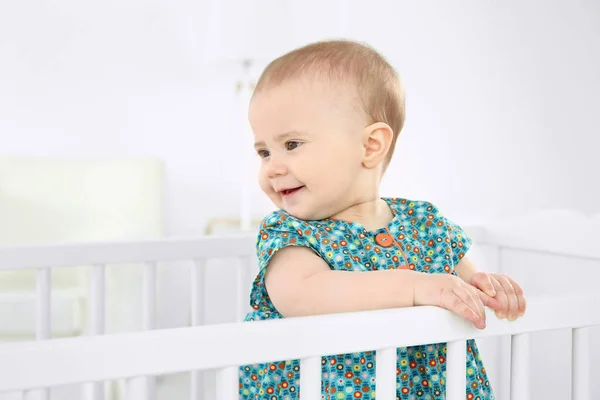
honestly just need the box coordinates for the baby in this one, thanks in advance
[239,40,526,400]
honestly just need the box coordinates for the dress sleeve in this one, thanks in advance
[444,216,472,266]
[256,211,314,271]
[427,203,473,267]
[249,211,316,313]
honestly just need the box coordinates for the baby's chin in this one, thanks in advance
[281,206,329,222]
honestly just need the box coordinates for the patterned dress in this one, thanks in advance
[239,198,494,400]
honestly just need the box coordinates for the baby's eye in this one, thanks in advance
[286,141,302,151]
[257,149,270,158]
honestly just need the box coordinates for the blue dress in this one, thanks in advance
[239,197,494,400]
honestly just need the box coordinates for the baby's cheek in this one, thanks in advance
[258,178,278,203]
[257,174,270,192]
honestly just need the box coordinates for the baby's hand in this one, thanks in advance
[469,272,526,321]
[415,274,497,330]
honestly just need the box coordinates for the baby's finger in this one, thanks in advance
[491,277,508,319]
[474,286,500,309]
[441,291,481,327]
[496,275,519,321]
[453,287,486,329]
[466,284,487,325]
[470,272,496,297]
[508,277,527,317]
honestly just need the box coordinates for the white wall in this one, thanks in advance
[352,1,600,221]
[1,0,598,237]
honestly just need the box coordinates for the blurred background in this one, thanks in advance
[2,0,598,233]
[0,0,599,398]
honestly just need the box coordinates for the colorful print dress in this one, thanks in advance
[239,198,494,400]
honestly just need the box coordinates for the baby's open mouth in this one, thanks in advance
[281,186,304,196]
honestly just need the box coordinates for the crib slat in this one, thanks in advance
[83,382,104,400]
[125,262,159,400]
[236,257,251,322]
[26,268,52,400]
[83,264,106,400]
[126,377,155,400]
[191,260,206,326]
[24,391,47,400]
[572,327,590,400]
[143,262,157,330]
[376,347,396,398]
[446,340,466,400]
[143,262,157,399]
[36,268,51,340]
[510,333,530,400]
[191,260,206,400]
[190,369,203,400]
[89,264,106,334]
[215,366,238,400]
[300,357,321,398]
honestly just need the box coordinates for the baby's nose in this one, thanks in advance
[266,159,288,178]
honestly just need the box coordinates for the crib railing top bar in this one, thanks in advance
[2,224,596,270]
[496,243,600,262]
[474,230,600,260]
[0,234,255,270]
[0,293,598,392]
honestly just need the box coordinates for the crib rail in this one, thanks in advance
[0,235,255,269]
[0,294,598,399]
[0,235,255,400]
[1,223,599,400]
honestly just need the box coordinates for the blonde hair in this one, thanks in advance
[253,40,405,167]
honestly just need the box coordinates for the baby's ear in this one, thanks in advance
[361,122,394,169]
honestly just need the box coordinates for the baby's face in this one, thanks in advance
[250,79,367,220]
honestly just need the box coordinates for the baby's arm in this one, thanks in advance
[454,257,480,284]
[265,246,494,329]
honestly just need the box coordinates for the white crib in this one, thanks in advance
[0,211,599,400]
